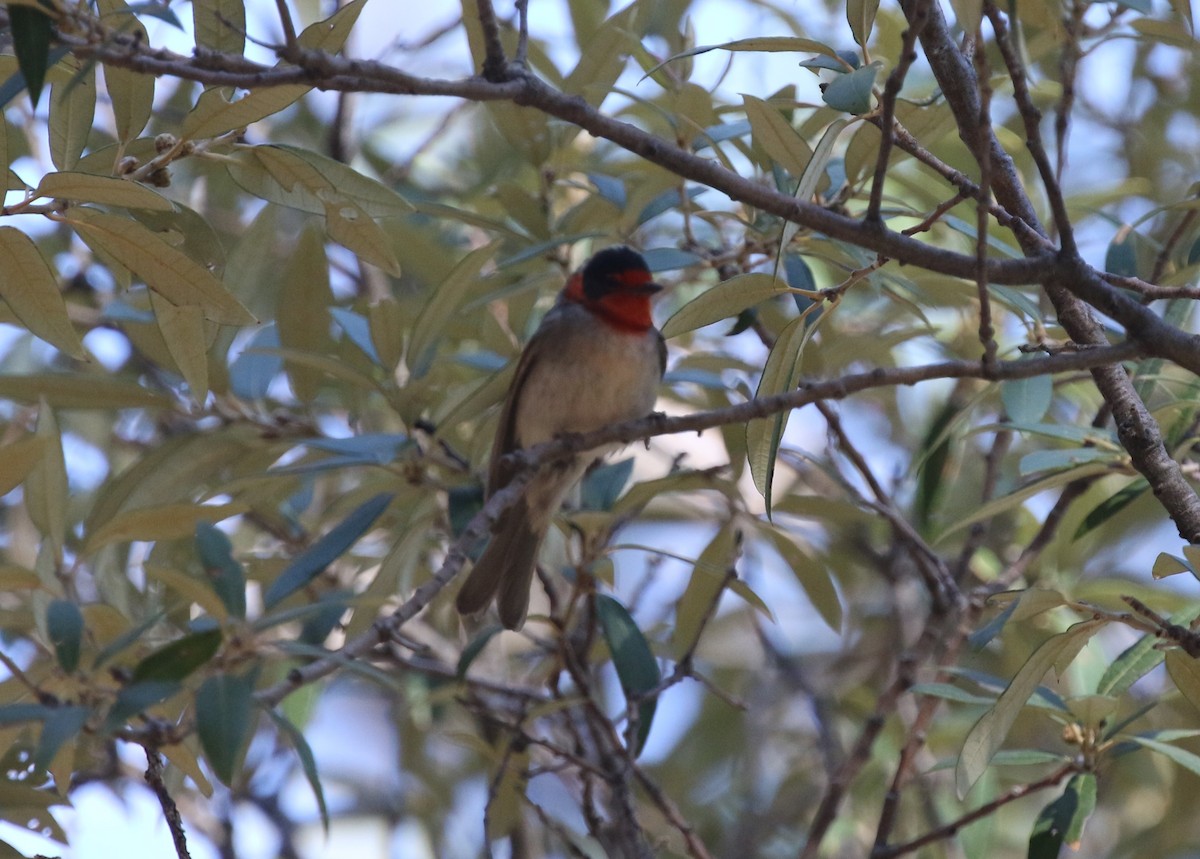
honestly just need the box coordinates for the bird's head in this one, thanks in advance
[563,246,662,332]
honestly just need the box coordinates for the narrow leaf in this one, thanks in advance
[196,672,257,785]
[596,595,660,755]
[956,620,1104,797]
[267,709,328,830]
[36,172,173,211]
[195,523,247,619]
[9,5,52,107]
[263,493,393,607]
[0,227,86,358]
[47,599,84,673]
[661,273,793,339]
[67,211,255,325]
[131,628,222,683]
[407,241,500,378]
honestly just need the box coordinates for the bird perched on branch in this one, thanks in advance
[455,246,667,630]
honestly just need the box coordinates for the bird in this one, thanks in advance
[455,246,667,630]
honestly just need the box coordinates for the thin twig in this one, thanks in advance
[144,749,192,859]
[972,31,998,367]
[474,0,508,80]
[984,0,1077,256]
[867,0,930,223]
[873,764,1081,858]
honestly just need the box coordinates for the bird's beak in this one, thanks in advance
[636,281,664,295]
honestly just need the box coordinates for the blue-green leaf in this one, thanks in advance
[196,672,258,786]
[263,493,393,607]
[596,595,660,755]
[47,599,83,674]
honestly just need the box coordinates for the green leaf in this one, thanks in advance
[743,95,813,176]
[847,0,879,46]
[457,625,503,679]
[821,63,879,114]
[580,458,635,511]
[47,599,83,673]
[1002,371,1053,424]
[92,609,167,669]
[103,680,181,731]
[195,523,247,619]
[34,706,89,770]
[0,227,86,358]
[192,0,246,54]
[596,595,660,755]
[0,372,167,409]
[1152,552,1190,579]
[150,293,210,401]
[1028,774,1095,859]
[67,210,255,325]
[956,620,1105,797]
[274,226,332,403]
[910,682,996,706]
[196,671,257,785]
[1074,480,1147,540]
[227,144,412,219]
[673,525,737,657]
[756,524,840,631]
[644,36,842,80]
[131,628,222,683]
[9,5,52,108]
[96,0,154,142]
[25,402,66,553]
[406,241,500,378]
[49,64,96,171]
[661,273,793,339]
[263,493,393,607]
[1018,448,1116,476]
[1125,733,1200,778]
[938,462,1114,541]
[267,709,328,831]
[36,171,173,211]
[1166,649,1200,713]
[746,311,821,513]
[85,501,246,552]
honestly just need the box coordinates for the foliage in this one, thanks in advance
[0,0,1197,857]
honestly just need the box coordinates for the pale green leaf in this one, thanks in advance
[1152,552,1191,578]
[742,95,813,176]
[0,226,86,358]
[1125,732,1200,778]
[150,292,210,400]
[1002,372,1053,424]
[182,84,313,140]
[192,0,246,54]
[956,620,1104,797]
[227,144,412,219]
[821,63,879,115]
[1166,649,1200,713]
[757,524,840,631]
[25,402,67,553]
[35,172,173,211]
[85,502,247,552]
[937,462,1114,541]
[661,273,793,338]
[67,210,255,325]
[49,64,96,170]
[96,0,154,142]
[673,524,737,658]
[1018,448,1117,476]
[0,373,166,408]
[0,436,45,497]
[847,0,879,46]
[276,225,333,403]
[407,241,501,378]
[323,198,403,276]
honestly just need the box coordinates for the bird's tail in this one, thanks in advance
[455,497,544,630]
